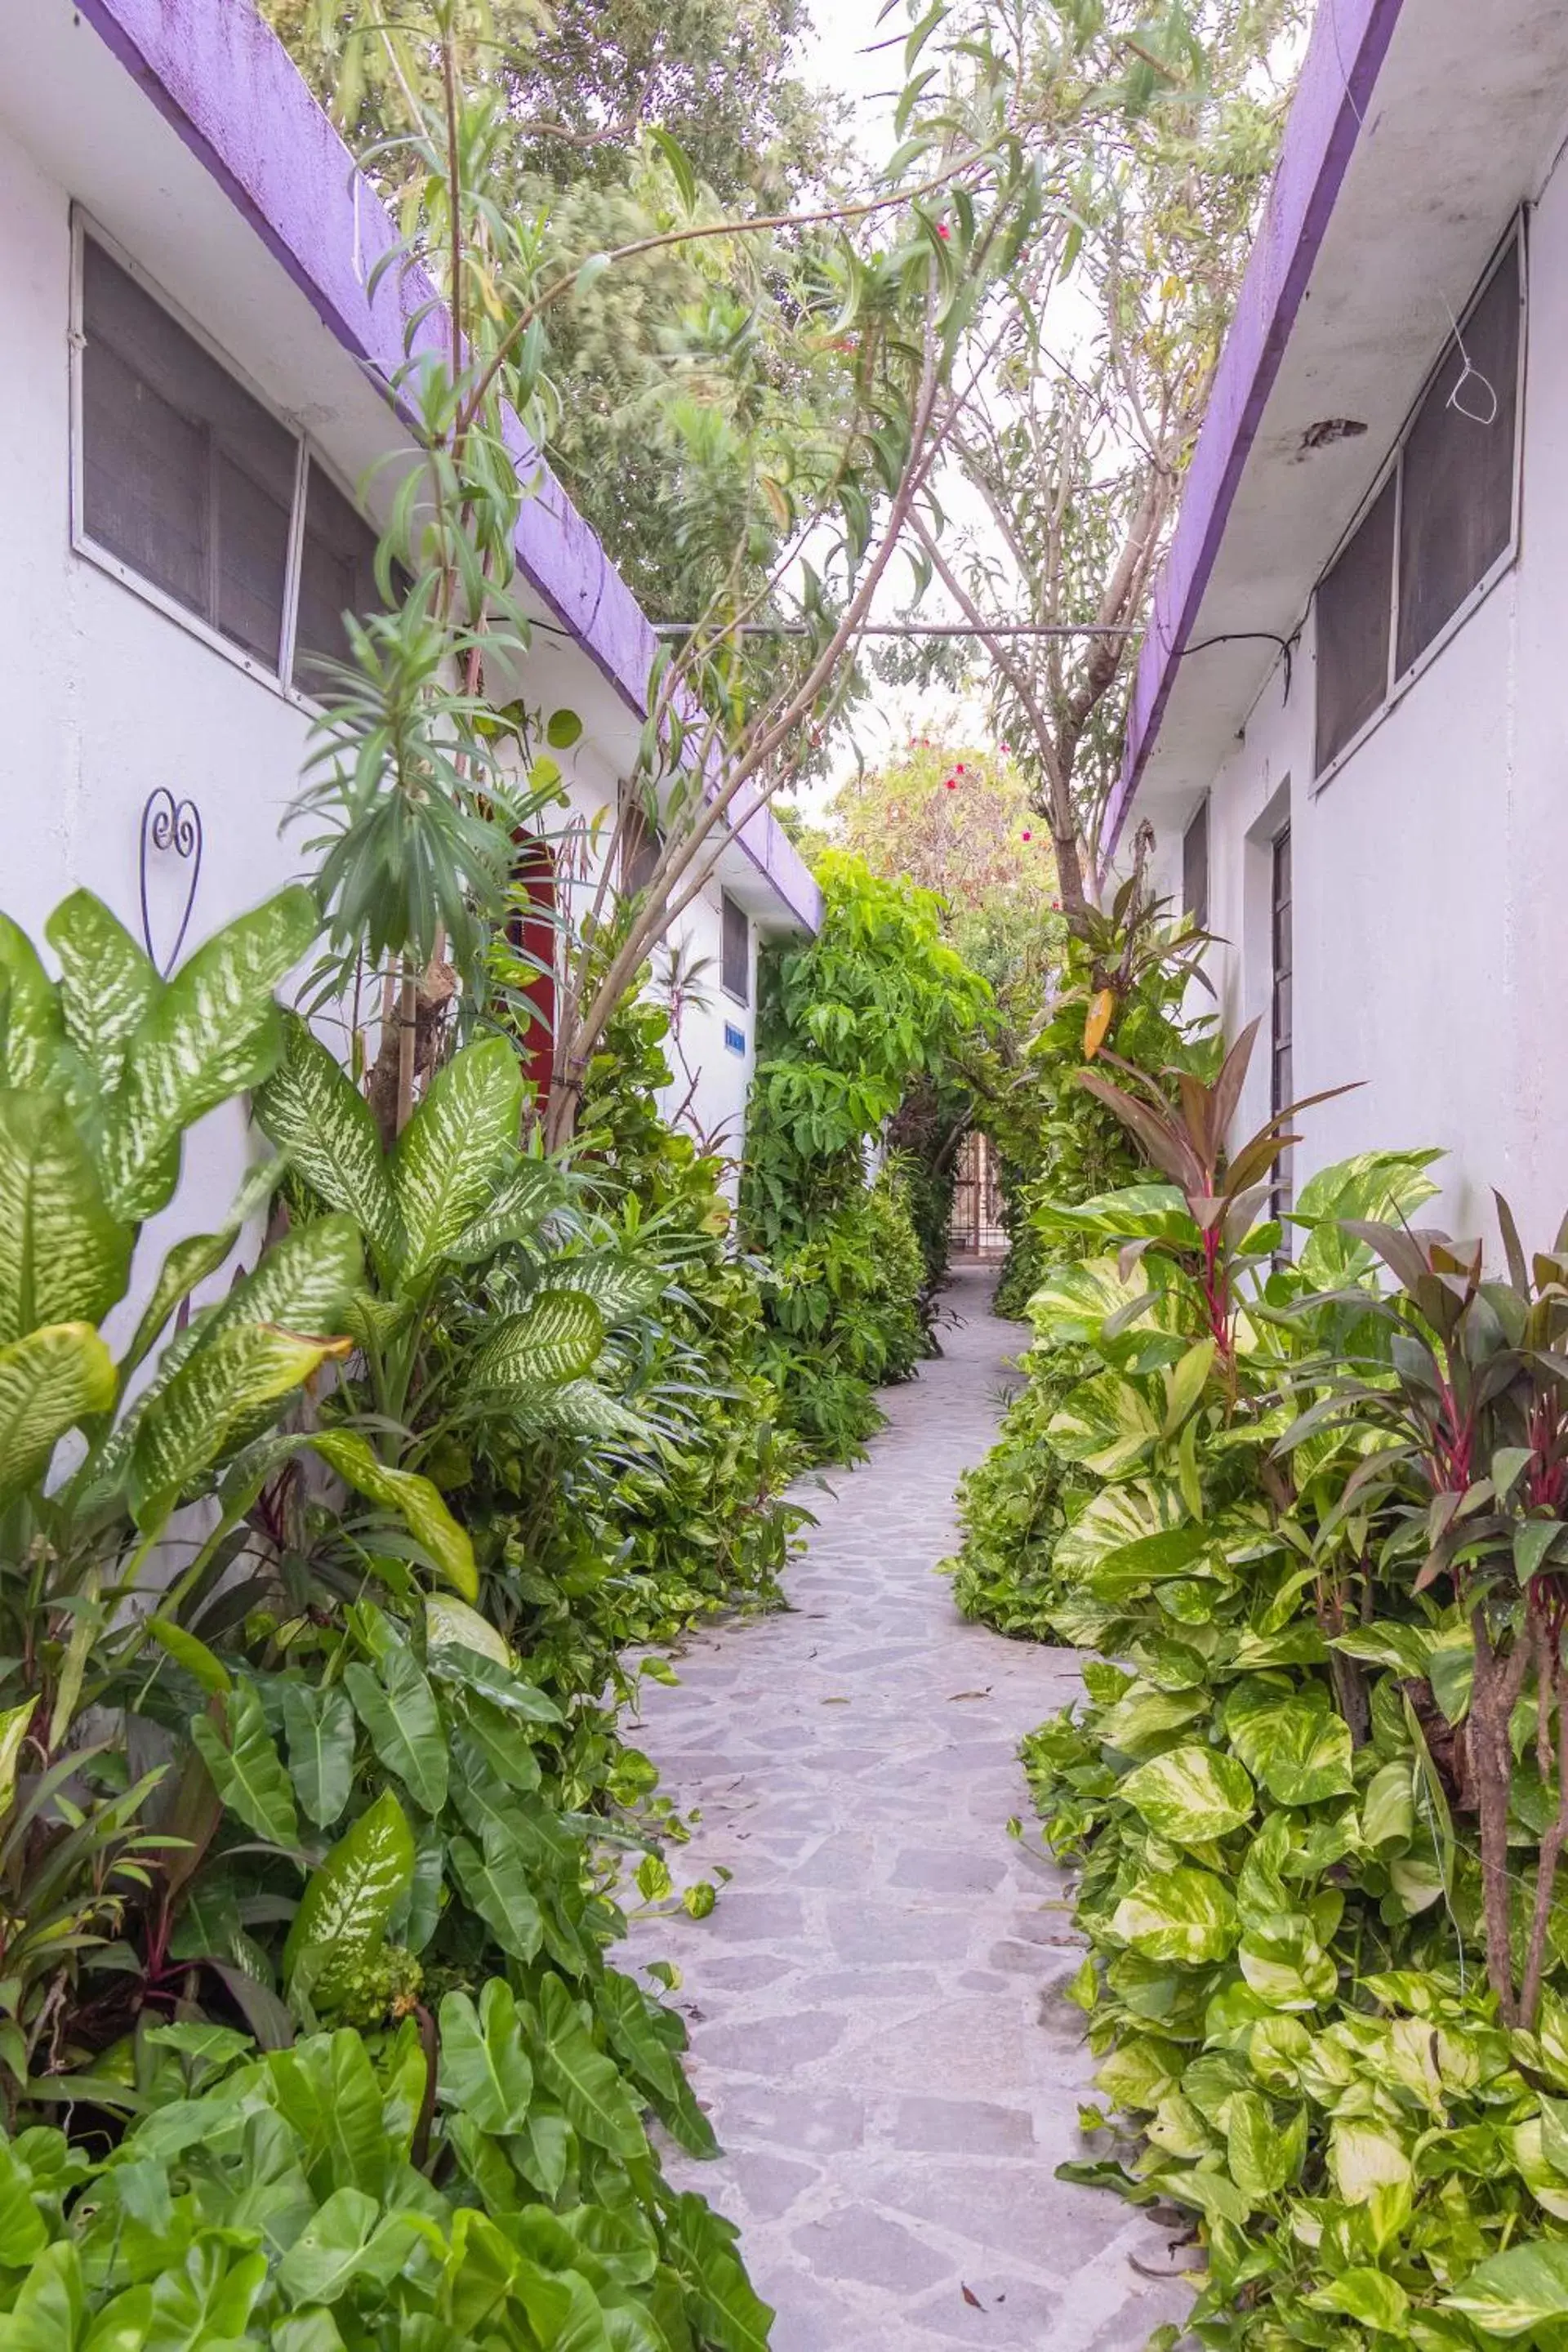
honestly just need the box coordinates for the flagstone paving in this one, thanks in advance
[624,1266,1194,2351]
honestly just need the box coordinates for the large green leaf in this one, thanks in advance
[252,1013,403,1272]
[191,1681,299,1846]
[1048,1371,1162,1476]
[1027,1254,1175,1350]
[1119,1744,1254,1847]
[548,1254,669,1329]
[281,1682,357,1829]
[0,1321,116,1510]
[440,1980,535,2133]
[1096,1682,1209,1759]
[664,2191,774,2352]
[1055,1481,1189,1587]
[1225,2087,1303,2200]
[448,1826,545,1963]
[275,2185,433,2305]
[310,1429,477,1600]
[1308,2265,1410,2332]
[534,1974,647,2161]
[0,917,64,1090]
[1223,1686,1354,1807]
[97,886,318,1221]
[448,1160,564,1265]
[1447,2243,1568,2338]
[390,1037,523,1286]
[0,1092,131,1348]
[1111,1868,1238,1966]
[517,1379,647,1441]
[1294,1149,1442,1289]
[45,891,160,1102]
[283,1788,415,2002]
[1237,1912,1339,2011]
[203,1214,363,1349]
[345,1648,449,1814]
[466,1293,606,1395]
[128,1322,349,1530]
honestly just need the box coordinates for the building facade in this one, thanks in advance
[0,0,817,1276]
[1109,0,1568,1251]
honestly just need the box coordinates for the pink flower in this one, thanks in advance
[1000,742,1011,754]
[956,763,965,773]
[1021,829,1032,841]
[937,223,951,241]
[944,778,957,791]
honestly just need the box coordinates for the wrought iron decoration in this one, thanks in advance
[138,788,203,975]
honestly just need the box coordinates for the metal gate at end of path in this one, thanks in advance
[949,1129,1006,1260]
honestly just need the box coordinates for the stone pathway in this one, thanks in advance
[625,1267,1191,2351]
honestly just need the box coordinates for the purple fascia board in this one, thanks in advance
[73,0,821,935]
[1101,0,1405,865]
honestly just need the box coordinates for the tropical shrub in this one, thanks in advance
[0,894,777,2346]
[987,1027,1568,2345]
[0,2010,760,2349]
[741,852,993,1459]
[949,888,1209,1628]
[973,873,1209,1320]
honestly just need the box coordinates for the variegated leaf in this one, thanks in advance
[310,1428,476,1600]
[123,1154,293,1380]
[466,1291,604,1393]
[203,1214,363,1348]
[0,1091,131,1348]
[517,1378,646,1441]
[45,891,160,1101]
[390,1037,523,1286]
[0,1321,117,1510]
[448,1159,564,1264]
[191,1679,298,1846]
[128,1321,349,1530]
[97,886,318,1222]
[0,916,64,1090]
[252,1013,403,1272]
[549,1253,670,1328]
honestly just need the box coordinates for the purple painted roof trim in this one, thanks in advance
[74,0,821,934]
[1102,0,1406,864]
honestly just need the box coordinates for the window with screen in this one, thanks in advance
[292,461,385,690]
[1397,236,1521,674]
[1315,474,1396,773]
[721,893,750,1003]
[1312,223,1523,778]
[82,238,297,667]
[77,233,400,695]
[1182,797,1209,930]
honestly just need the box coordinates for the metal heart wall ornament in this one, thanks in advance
[138,788,203,977]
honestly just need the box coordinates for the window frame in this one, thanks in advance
[1182,794,1209,932]
[69,211,380,714]
[719,890,750,1006]
[1312,215,1528,797]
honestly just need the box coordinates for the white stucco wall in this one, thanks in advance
[0,108,777,1293]
[1152,136,1568,1258]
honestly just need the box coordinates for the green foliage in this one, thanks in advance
[741,853,993,1459]
[969,1053,1568,2340]
[0,894,793,2339]
[0,2003,770,2348]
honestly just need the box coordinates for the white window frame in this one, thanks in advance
[719,890,751,1006]
[69,209,380,715]
[1312,213,1528,797]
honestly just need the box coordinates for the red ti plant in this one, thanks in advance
[1344,1201,1568,2026]
[1078,1019,1352,1379]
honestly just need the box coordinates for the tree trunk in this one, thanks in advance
[1472,1610,1524,2025]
